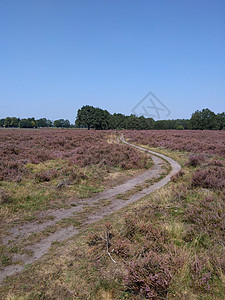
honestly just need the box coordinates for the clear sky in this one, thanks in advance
[0,0,224,122]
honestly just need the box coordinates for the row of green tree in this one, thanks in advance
[0,117,73,128]
[75,106,225,130]
[1,107,224,130]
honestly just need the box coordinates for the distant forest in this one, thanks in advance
[1,106,224,130]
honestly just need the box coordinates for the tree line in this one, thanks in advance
[0,117,73,128]
[75,106,225,130]
[1,106,224,130]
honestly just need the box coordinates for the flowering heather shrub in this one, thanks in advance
[185,195,225,237]
[87,222,114,254]
[0,129,149,182]
[124,130,225,156]
[124,251,172,299]
[121,213,170,254]
[191,167,225,190]
[112,237,130,258]
[138,223,169,253]
[186,155,205,167]
[171,169,185,182]
[209,158,225,167]
[124,215,138,238]
[68,168,88,182]
[190,255,213,292]
[87,232,104,247]
[35,169,58,182]
[0,190,11,204]
[171,183,188,202]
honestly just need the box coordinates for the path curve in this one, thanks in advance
[0,136,181,283]
[120,134,181,179]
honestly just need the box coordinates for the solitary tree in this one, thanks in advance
[75,105,110,130]
[75,105,96,129]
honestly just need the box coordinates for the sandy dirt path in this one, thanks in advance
[0,136,181,283]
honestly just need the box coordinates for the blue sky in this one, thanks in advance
[0,0,224,122]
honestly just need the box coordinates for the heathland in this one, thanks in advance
[0,129,224,299]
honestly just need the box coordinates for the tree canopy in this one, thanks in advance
[0,117,72,128]
[190,108,222,130]
[75,105,110,130]
[1,108,224,130]
[74,106,224,130]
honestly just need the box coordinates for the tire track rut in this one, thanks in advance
[0,136,181,283]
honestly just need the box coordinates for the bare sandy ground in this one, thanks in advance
[0,136,181,283]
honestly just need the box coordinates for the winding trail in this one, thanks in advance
[0,136,181,283]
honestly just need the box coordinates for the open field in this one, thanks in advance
[0,129,225,299]
[124,130,225,156]
[0,129,157,283]
[0,129,151,219]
